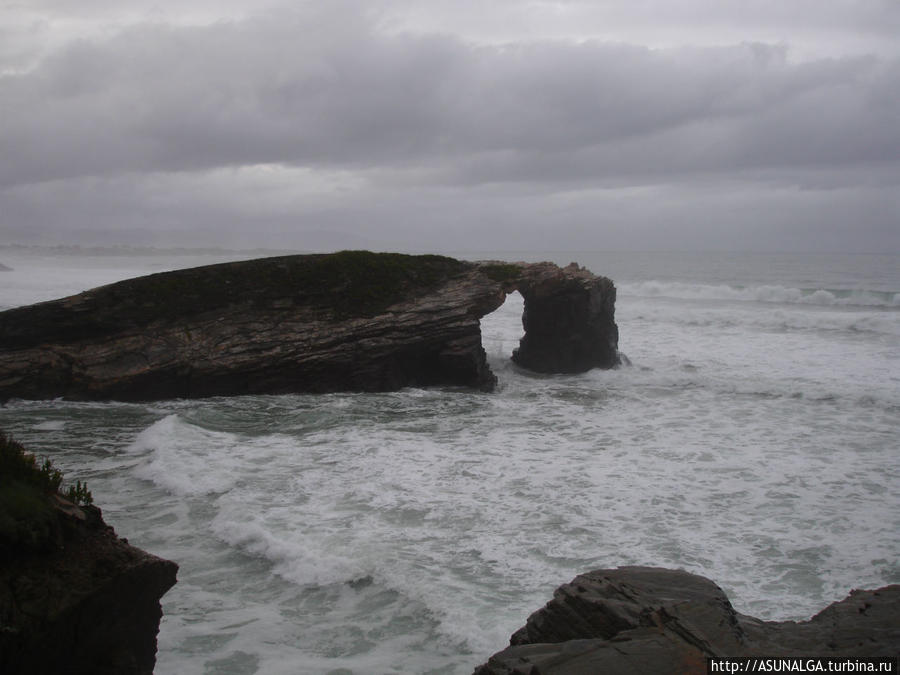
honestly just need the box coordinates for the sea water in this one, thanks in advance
[1,248,898,674]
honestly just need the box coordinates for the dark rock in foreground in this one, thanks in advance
[0,262,11,272]
[0,438,178,674]
[0,251,618,402]
[474,567,900,674]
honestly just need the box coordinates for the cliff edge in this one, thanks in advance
[0,251,618,402]
[0,433,178,675]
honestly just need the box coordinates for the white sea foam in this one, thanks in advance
[32,420,66,431]
[127,415,245,495]
[211,513,369,588]
[621,301,900,339]
[620,280,900,308]
[2,250,898,674]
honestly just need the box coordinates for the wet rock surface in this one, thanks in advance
[474,566,900,675]
[0,251,618,402]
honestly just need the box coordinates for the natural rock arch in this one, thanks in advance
[0,252,619,402]
[501,262,619,375]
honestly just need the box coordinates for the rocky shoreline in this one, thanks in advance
[474,566,900,674]
[4,434,897,674]
[0,251,618,402]
[4,252,895,673]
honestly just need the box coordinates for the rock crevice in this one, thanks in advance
[0,252,619,402]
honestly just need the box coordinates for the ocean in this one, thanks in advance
[1,248,898,674]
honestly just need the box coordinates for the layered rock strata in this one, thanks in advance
[474,566,900,675]
[1,496,178,675]
[0,251,618,402]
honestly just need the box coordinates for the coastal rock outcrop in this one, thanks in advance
[474,566,900,674]
[1,435,178,675]
[0,251,618,402]
[512,262,618,373]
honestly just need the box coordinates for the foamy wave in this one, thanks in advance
[211,513,366,587]
[621,303,900,337]
[32,420,67,431]
[620,281,900,308]
[127,414,242,496]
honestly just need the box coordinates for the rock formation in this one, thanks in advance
[474,566,900,674]
[512,262,618,374]
[1,434,178,675]
[0,251,618,402]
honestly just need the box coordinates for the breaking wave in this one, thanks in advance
[620,281,900,308]
[126,414,245,496]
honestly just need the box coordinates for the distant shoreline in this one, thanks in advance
[0,243,303,258]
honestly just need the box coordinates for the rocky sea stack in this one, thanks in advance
[0,251,618,402]
[475,567,900,674]
[0,433,177,675]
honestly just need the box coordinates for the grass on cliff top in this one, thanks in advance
[111,250,472,320]
[0,432,92,554]
[103,250,468,320]
[480,263,523,283]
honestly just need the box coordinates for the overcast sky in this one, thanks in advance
[2,0,898,253]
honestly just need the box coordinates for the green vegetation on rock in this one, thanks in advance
[0,434,63,494]
[140,250,470,318]
[111,249,471,320]
[0,432,92,554]
[480,263,523,283]
[282,250,471,318]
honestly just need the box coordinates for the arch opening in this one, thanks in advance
[479,290,524,365]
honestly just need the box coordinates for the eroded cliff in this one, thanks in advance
[0,251,619,402]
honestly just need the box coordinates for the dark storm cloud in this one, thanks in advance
[2,7,897,189]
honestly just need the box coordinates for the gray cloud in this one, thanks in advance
[1,1,898,252]
[4,14,898,182]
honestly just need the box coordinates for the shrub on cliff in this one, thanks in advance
[0,432,92,555]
